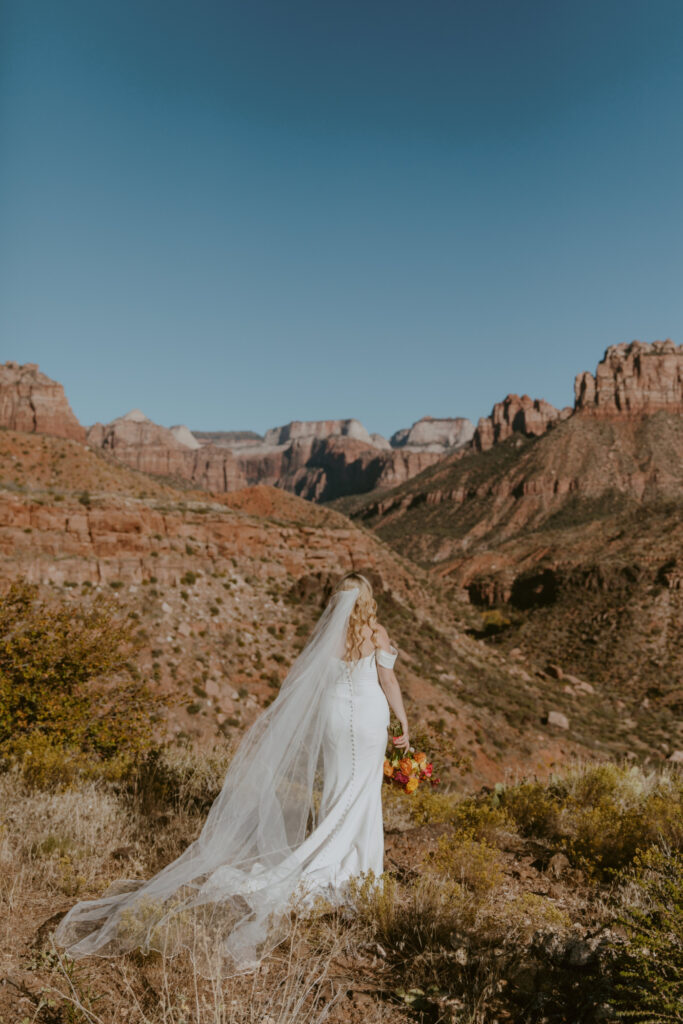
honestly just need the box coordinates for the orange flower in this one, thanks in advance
[414,752,427,764]
[405,777,419,794]
[383,759,394,777]
[399,758,413,776]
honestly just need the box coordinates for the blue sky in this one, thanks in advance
[2,1,682,437]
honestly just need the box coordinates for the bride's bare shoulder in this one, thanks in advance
[374,622,392,652]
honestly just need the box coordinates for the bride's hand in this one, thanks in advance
[392,730,410,750]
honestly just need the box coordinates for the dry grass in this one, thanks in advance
[1,754,681,1024]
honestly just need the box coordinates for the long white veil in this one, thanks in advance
[54,585,360,976]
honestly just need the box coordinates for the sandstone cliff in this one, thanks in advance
[473,394,571,452]
[390,416,474,451]
[264,418,375,446]
[574,338,683,414]
[336,397,683,742]
[86,412,444,500]
[0,362,85,442]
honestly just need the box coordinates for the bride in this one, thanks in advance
[54,571,410,975]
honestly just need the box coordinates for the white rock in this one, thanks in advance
[121,408,150,422]
[547,710,569,730]
[667,750,683,763]
[169,424,201,450]
[161,601,172,614]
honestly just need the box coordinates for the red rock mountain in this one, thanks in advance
[574,338,682,414]
[0,341,681,771]
[0,427,595,785]
[333,341,683,758]
[0,362,85,442]
[390,416,474,451]
[84,411,446,500]
[473,395,571,451]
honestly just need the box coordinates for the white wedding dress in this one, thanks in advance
[55,587,399,977]
[198,646,396,902]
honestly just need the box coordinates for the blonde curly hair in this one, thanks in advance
[334,571,381,661]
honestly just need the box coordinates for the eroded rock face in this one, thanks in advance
[473,395,569,452]
[0,362,85,442]
[87,410,208,479]
[169,424,202,449]
[574,339,683,414]
[85,411,444,501]
[390,416,474,451]
[264,419,374,446]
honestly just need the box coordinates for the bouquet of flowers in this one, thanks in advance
[383,745,440,794]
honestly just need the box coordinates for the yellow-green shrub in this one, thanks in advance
[447,797,516,845]
[499,762,683,877]
[0,580,169,785]
[432,832,505,894]
[348,870,468,954]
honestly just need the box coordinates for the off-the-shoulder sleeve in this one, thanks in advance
[375,644,398,669]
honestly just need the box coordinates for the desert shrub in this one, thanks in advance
[432,833,505,895]
[409,786,461,825]
[601,846,683,1022]
[0,580,169,786]
[480,609,511,635]
[503,891,571,943]
[8,733,140,789]
[409,789,516,849]
[448,797,516,846]
[349,870,469,955]
[500,779,562,838]
[499,762,683,876]
[127,743,233,815]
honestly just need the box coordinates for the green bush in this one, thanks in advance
[0,581,169,785]
[499,762,683,877]
[603,847,683,1022]
[432,832,505,894]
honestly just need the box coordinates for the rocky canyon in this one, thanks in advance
[0,339,681,771]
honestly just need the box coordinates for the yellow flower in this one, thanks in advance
[405,778,419,794]
[383,759,394,777]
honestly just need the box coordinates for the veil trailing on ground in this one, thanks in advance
[54,586,360,977]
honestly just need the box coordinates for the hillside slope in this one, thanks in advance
[0,425,621,787]
[332,410,683,761]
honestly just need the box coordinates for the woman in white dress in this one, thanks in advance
[54,571,410,976]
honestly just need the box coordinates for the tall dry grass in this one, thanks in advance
[1,751,681,1024]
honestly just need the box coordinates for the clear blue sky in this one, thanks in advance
[2,1,682,437]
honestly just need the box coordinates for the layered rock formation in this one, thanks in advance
[87,410,207,480]
[193,430,264,449]
[390,416,474,451]
[0,427,598,779]
[85,411,443,501]
[473,395,571,452]
[0,362,85,442]
[574,339,683,414]
[264,418,374,446]
[170,424,202,449]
